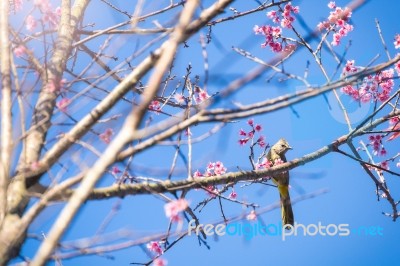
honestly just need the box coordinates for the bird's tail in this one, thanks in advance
[278,185,294,229]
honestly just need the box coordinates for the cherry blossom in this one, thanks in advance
[228,189,237,200]
[147,241,163,255]
[56,98,70,112]
[174,93,185,104]
[111,166,121,175]
[99,128,114,144]
[317,4,353,46]
[164,199,189,222]
[246,210,257,221]
[394,34,400,49]
[153,258,167,266]
[238,119,267,148]
[194,86,210,104]
[328,1,336,9]
[254,2,299,53]
[13,0,23,12]
[13,45,26,57]
[341,60,395,103]
[26,15,37,31]
[149,100,161,114]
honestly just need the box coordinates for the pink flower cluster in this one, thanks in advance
[256,157,272,170]
[13,0,23,12]
[193,161,227,198]
[194,86,210,104]
[267,2,300,29]
[13,45,27,58]
[317,2,353,46]
[341,60,395,103]
[254,25,283,52]
[26,15,37,31]
[34,0,61,29]
[164,198,189,222]
[149,100,161,114]
[254,2,299,52]
[238,119,266,147]
[368,135,386,156]
[18,0,61,32]
[378,161,389,171]
[147,241,163,255]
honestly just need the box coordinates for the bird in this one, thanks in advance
[266,138,294,229]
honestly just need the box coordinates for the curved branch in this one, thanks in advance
[50,111,398,202]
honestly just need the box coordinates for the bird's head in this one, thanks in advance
[271,138,292,155]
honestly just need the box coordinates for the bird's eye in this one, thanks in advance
[281,144,286,147]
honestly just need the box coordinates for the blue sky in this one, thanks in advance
[13,0,400,265]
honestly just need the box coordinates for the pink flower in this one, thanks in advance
[147,241,163,255]
[174,93,185,104]
[13,0,23,12]
[99,128,113,144]
[342,60,358,75]
[257,158,272,170]
[380,161,389,171]
[246,210,257,221]
[111,166,121,175]
[229,190,237,200]
[164,199,189,222]
[194,86,209,104]
[153,258,167,266]
[239,128,247,136]
[256,4,298,50]
[317,21,330,31]
[214,161,227,175]
[394,34,400,49]
[328,1,336,9]
[193,170,203,178]
[239,138,249,146]
[205,161,227,176]
[14,45,26,57]
[389,116,399,125]
[247,119,254,126]
[318,5,353,46]
[254,124,262,132]
[55,6,61,16]
[266,10,277,19]
[149,100,161,114]
[205,185,218,198]
[26,15,37,31]
[35,0,51,12]
[56,98,70,112]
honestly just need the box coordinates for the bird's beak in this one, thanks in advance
[287,146,293,150]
